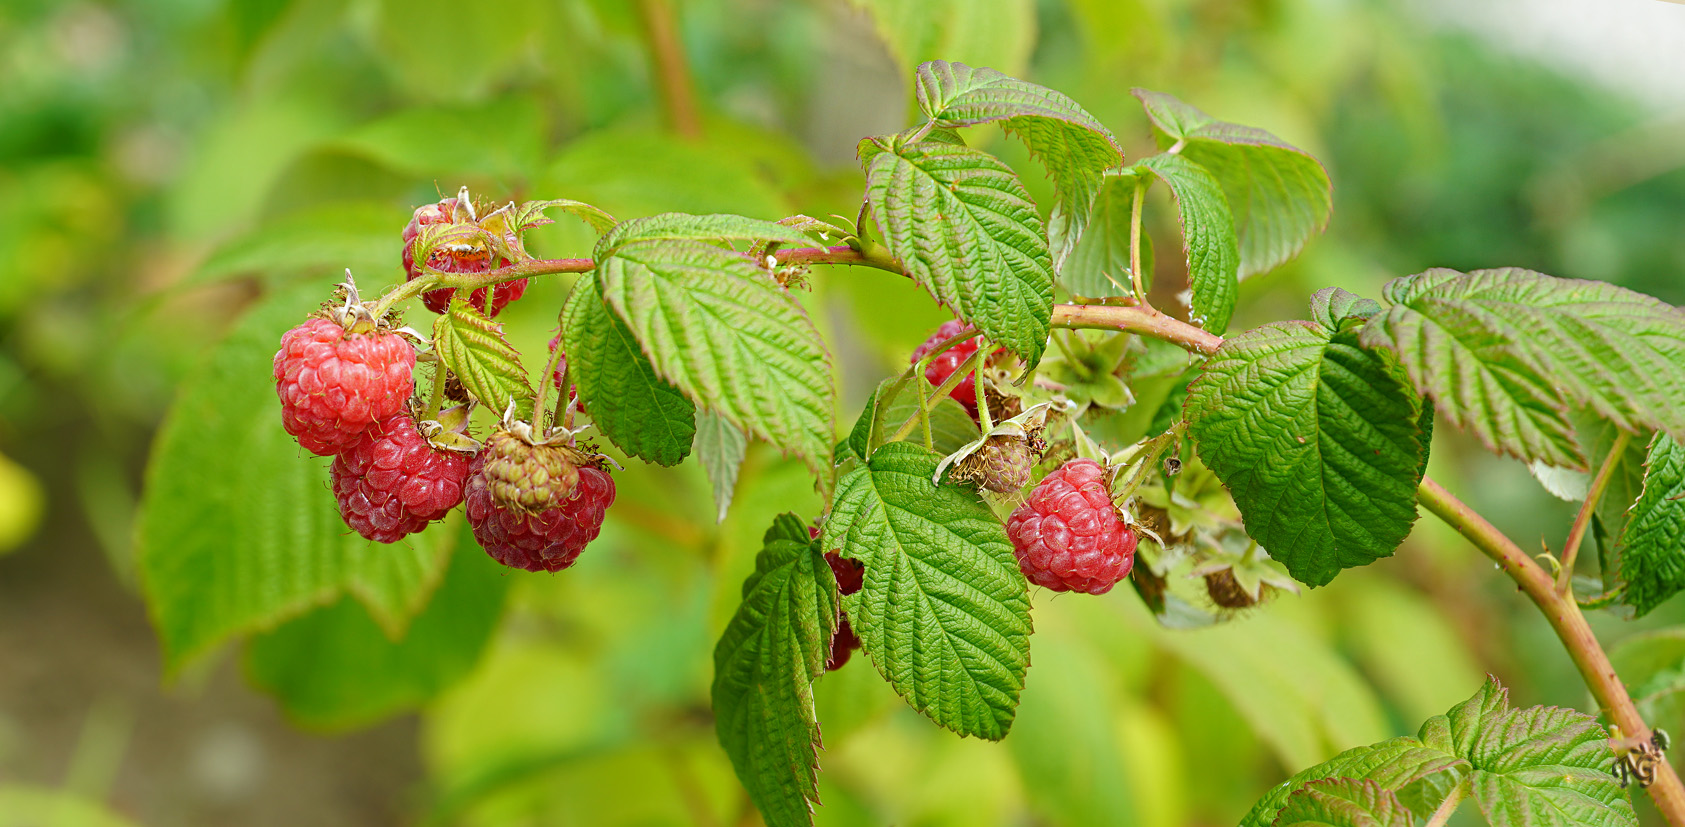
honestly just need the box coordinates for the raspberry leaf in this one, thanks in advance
[695,410,747,524]
[1062,169,1153,300]
[914,60,1123,273]
[595,239,835,482]
[1417,677,1635,827]
[824,442,1032,740]
[1271,778,1418,827]
[512,198,616,235]
[1187,321,1429,586]
[433,298,533,419]
[1358,268,1685,470]
[189,202,396,287]
[561,278,696,466]
[244,519,510,729]
[711,513,838,827]
[1241,737,1468,826]
[1138,152,1240,334]
[138,284,460,673]
[596,212,821,257]
[1133,88,1331,279]
[1617,434,1685,616]
[863,139,1055,366]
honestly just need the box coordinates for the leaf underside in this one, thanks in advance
[1359,267,1685,470]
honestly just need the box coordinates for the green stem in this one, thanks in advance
[537,332,568,430]
[1417,476,1685,824]
[1129,180,1149,306]
[888,348,983,445]
[1422,781,1467,827]
[1559,431,1633,593]
[424,361,448,420]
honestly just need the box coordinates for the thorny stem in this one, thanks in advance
[1559,431,1633,593]
[1417,477,1685,823]
[1129,180,1149,306]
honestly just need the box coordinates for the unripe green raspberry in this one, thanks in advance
[480,429,585,514]
[950,434,1038,493]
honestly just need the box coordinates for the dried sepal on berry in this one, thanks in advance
[935,402,1055,493]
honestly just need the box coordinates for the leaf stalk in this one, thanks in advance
[1558,431,1633,594]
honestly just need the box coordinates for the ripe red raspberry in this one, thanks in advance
[910,320,982,415]
[464,454,615,572]
[402,197,527,317]
[331,413,472,543]
[822,548,865,670]
[1007,458,1137,594]
[273,316,416,456]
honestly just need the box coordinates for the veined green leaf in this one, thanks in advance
[914,60,1123,273]
[595,239,835,479]
[823,442,1031,739]
[1241,737,1467,826]
[561,278,696,466]
[1619,434,1685,616]
[1359,268,1685,470]
[863,140,1054,365]
[137,282,453,673]
[1063,170,1152,300]
[695,410,747,524]
[596,212,819,257]
[712,514,837,827]
[1138,153,1240,334]
[512,198,616,236]
[1132,89,1331,279]
[1309,287,1382,331]
[1273,778,1418,827]
[433,298,532,419]
[1187,321,1428,586]
[1418,677,1634,827]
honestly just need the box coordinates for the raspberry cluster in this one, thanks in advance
[272,194,615,572]
[402,196,528,317]
[1007,459,1137,594]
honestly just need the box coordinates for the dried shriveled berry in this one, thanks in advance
[332,413,471,543]
[1007,458,1137,594]
[273,316,415,456]
[402,196,527,317]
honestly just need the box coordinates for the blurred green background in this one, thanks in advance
[2,0,1685,824]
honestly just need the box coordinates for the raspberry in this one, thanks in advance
[331,413,472,543]
[480,429,583,514]
[464,453,615,572]
[273,316,416,456]
[949,434,1040,493]
[402,197,528,317]
[910,320,982,414]
[1006,458,1137,594]
[823,549,865,670]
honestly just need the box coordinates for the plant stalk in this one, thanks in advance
[1559,431,1633,593]
[1417,476,1685,824]
[1421,781,1466,827]
[638,0,702,139]
[1129,179,1149,306]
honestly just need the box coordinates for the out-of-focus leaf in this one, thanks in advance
[0,786,140,827]
[244,520,510,729]
[136,281,455,673]
[332,98,545,179]
[0,449,42,554]
[850,0,1036,79]
[545,130,788,220]
[1007,636,1136,824]
[370,0,549,101]
[187,202,399,286]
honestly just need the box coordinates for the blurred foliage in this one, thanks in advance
[3,0,1685,824]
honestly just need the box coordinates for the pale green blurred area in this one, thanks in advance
[3,0,1685,825]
